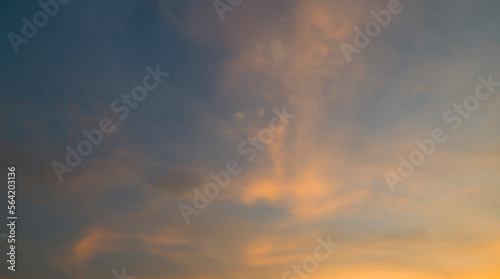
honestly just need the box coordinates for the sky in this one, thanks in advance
[1,0,500,278]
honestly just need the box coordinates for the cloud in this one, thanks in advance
[152,164,208,195]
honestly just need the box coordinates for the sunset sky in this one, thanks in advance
[1,0,500,278]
